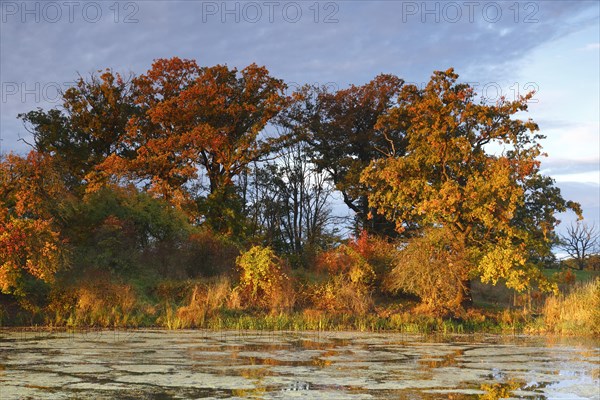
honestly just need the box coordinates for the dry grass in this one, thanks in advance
[46,277,143,328]
[174,278,231,328]
[542,278,600,335]
[75,283,139,327]
[267,276,296,313]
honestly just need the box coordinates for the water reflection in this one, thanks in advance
[0,330,598,399]
[479,379,524,400]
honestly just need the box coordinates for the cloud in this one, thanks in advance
[541,158,600,177]
[580,42,600,51]
[1,1,598,156]
[0,1,597,250]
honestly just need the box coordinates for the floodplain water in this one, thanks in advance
[0,329,598,399]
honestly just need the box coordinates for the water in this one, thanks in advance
[0,330,598,399]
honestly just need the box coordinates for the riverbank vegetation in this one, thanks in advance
[1,58,598,334]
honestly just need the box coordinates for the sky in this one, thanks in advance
[1,0,599,243]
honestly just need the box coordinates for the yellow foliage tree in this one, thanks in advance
[362,69,578,309]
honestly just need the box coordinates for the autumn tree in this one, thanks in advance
[559,222,599,270]
[0,152,69,295]
[361,69,579,309]
[19,70,137,192]
[283,75,405,235]
[99,58,203,208]
[101,58,287,233]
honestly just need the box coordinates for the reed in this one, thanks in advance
[5,275,598,336]
[540,278,600,335]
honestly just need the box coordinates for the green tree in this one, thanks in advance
[65,185,192,278]
[283,75,405,235]
[19,70,137,193]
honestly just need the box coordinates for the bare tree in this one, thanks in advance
[559,222,599,270]
[245,142,340,264]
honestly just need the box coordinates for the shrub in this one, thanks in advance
[350,230,398,284]
[384,228,470,315]
[235,246,292,311]
[316,231,397,289]
[310,231,397,315]
[307,276,373,315]
[554,269,576,286]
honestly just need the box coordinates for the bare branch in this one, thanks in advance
[559,221,599,270]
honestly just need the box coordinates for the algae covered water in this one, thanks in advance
[0,330,598,399]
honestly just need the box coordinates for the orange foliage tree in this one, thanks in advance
[19,70,136,193]
[0,152,69,294]
[100,58,288,233]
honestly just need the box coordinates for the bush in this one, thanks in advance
[384,228,470,315]
[316,231,397,289]
[235,246,293,311]
[306,276,373,315]
[317,245,375,287]
[309,231,397,315]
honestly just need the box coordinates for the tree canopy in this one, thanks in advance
[282,75,405,235]
[1,60,583,314]
[361,69,580,304]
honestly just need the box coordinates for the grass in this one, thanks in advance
[34,304,531,334]
[538,278,600,335]
[0,305,588,335]
[542,268,599,282]
[2,269,598,336]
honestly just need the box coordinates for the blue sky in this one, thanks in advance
[1,0,598,237]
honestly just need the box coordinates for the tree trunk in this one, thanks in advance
[460,279,473,309]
